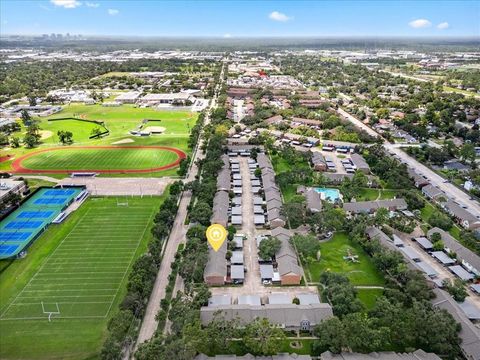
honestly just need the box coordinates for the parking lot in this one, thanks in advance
[58,177,173,196]
[211,155,319,299]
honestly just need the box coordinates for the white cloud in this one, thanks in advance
[85,2,100,8]
[50,0,82,9]
[269,11,291,22]
[408,19,432,28]
[223,33,232,38]
[107,8,119,16]
[437,22,449,29]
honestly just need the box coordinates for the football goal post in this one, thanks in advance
[41,302,60,322]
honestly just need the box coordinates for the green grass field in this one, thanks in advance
[271,154,310,174]
[0,104,197,177]
[306,232,385,286]
[356,188,398,201]
[18,146,180,172]
[0,195,165,359]
[356,288,384,309]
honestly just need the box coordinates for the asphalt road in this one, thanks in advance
[336,104,480,216]
[385,144,480,215]
[337,107,381,139]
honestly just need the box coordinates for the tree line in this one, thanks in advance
[100,183,182,360]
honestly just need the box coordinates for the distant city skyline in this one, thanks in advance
[0,0,479,37]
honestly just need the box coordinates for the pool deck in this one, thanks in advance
[314,187,343,202]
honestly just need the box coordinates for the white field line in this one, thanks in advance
[10,301,112,306]
[17,294,114,299]
[2,202,157,320]
[0,209,93,319]
[1,315,107,321]
[103,207,155,318]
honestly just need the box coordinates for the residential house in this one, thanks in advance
[350,153,370,174]
[431,288,480,360]
[311,152,327,171]
[407,168,429,188]
[320,350,440,360]
[305,188,322,213]
[200,303,333,331]
[441,200,480,230]
[204,241,227,286]
[272,227,303,285]
[343,198,408,214]
[427,227,480,276]
[211,191,229,227]
[422,185,446,201]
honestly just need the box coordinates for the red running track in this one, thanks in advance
[11,146,187,174]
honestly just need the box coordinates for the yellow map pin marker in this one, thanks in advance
[206,224,228,252]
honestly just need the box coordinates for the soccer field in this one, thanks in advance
[13,145,185,173]
[0,196,164,359]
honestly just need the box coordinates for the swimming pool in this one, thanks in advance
[314,187,342,202]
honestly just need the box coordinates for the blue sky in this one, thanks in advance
[1,0,479,37]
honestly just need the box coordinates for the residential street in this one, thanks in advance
[336,105,480,216]
[385,145,480,215]
[337,107,381,139]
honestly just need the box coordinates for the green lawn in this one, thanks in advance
[0,104,197,177]
[271,154,309,174]
[39,119,106,144]
[420,201,464,242]
[24,178,57,192]
[449,225,462,241]
[19,146,180,172]
[443,86,480,98]
[0,195,166,360]
[356,288,384,310]
[306,232,385,286]
[220,339,314,356]
[356,188,398,201]
[281,183,299,202]
[356,188,379,201]
[420,202,436,223]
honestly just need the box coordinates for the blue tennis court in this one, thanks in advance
[5,221,43,230]
[34,198,68,205]
[0,245,19,256]
[0,187,83,259]
[44,189,75,196]
[18,211,55,219]
[0,232,32,241]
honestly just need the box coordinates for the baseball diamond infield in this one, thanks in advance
[11,146,187,174]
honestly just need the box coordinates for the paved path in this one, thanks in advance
[132,62,225,354]
[135,190,191,346]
